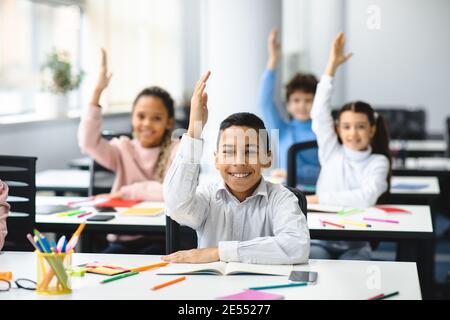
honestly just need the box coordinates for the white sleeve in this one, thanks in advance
[310,75,341,164]
[163,134,210,230]
[318,156,390,207]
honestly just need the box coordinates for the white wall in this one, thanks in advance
[0,114,131,171]
[345,0,450,132]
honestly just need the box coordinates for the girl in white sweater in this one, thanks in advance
[307,32,392,260]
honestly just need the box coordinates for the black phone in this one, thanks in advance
[96,206,117,212]
[288,271,318,283]
[87,215,115,222]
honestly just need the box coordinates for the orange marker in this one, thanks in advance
[0,272,12,281]
[130,262,169,273]
[151,276,186,291]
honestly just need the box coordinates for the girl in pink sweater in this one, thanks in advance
[0,180,10,251]
[78,49,179,253]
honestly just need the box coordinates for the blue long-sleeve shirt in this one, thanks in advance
[259,69,320,186]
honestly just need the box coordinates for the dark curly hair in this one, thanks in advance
[285,73,318,101]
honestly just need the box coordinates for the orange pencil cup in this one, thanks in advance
[36,251,72,295]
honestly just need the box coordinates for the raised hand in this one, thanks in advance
[188,71,211,139]
[325,32,353,77]
[267,28,281,70]
[95,48,113,92]
[90,48,113,106]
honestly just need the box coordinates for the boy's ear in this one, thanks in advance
[261,150,272,169]
[214,151,220,170]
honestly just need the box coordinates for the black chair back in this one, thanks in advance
[0,155,37,251]
[287,140,319,190]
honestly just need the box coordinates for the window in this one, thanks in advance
[0,0,82,117]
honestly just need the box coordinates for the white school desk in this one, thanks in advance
[308,204,434,299]
[390,176,439,195]
[393,157,450,178]
[0,252,421,300]
[36,169,114,195]
[35,196,166,235]
[387,176,440,204]
[68,157,91,170]
[35,197,434,297]
[390,139,446,154]
[265,173,440,202]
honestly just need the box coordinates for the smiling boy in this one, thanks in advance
[162,71,310,265]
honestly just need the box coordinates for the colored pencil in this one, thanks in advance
[100,271,139,284]
[130,262,169,273]
[363,217,399,224]
[151,276,186,291]
[248,282,308,290]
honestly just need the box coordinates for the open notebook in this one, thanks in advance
[157,262,293,276]
[307,204,346,214]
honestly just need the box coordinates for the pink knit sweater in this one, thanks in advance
[78,106,179,201]
[0,180,10,251]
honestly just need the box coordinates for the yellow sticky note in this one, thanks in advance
[121,208,164,216]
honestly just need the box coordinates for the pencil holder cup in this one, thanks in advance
[36,250,72,295]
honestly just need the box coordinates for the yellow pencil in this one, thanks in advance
[341,220,372,228]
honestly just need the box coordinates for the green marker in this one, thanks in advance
[100,271,139,284]
[337,208,362,216]
[374,291,399,300]
[248,282,308,290]
[57,210,85,217]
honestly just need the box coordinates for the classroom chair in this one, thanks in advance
[165,186,308,254]
[286,140,319,195]
[0,155,37,251]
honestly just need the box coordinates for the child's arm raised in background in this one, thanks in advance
[164,71,211,229]
[258,28,287,130]
[0,181,10,251]
[310,32,353,165]
[78,48,121,172]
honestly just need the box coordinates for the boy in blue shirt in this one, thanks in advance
[259,28,320,187]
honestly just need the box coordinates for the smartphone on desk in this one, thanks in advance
[87,215,115,222]
[289,271,318,283]
[96,206,117,212]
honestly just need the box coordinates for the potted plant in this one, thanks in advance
[41,49,84,117]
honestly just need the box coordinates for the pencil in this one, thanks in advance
[100,271,139,284]
[367,293,385,300]
[248,282,308,290]
[340,220,372,228]
[130,262,169,273]
[151,276,186,291]
[363,217,399,224]
[373,291,399,300]
[320,219,345,229]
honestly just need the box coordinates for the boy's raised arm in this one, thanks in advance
[163,71,212,230]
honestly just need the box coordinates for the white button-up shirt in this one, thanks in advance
[163,134,310,265]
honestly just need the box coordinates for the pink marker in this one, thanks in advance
[77,212,92,219]
[364,217,399,224]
